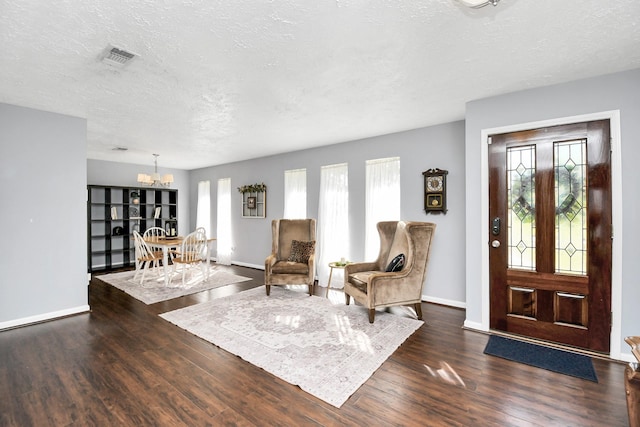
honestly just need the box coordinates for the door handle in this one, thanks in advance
[491,240,501,248]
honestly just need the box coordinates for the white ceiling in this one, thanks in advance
[1,0,639,170]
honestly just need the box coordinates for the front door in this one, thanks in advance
[488,120,612,353]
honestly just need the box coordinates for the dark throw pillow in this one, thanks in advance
[287,240,315,263]
[386,253,405,272]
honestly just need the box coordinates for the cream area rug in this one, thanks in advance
[160,286,423,407]
[97,268,251,305]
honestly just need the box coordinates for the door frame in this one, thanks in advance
[477,110,623,359]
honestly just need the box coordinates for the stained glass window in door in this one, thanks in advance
[554,139,587,275]
[507,145,536,270]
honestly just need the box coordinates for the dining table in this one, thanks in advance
[144,235,216,286]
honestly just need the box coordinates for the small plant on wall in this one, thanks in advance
[237,183,267,193]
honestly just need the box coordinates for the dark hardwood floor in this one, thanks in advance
[0,264,630,426]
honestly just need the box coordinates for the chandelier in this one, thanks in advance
[137,154,173,187]
[456,0,500,8]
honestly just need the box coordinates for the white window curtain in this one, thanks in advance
[217,178,232,265]
[284,168,307,219]
[317,163,349,288]
[365,157,401,260]
[196,180,211,237]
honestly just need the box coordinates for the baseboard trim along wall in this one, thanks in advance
[423,295,465,309]
[229,260,264,270]
[463,320,483,331]
[0,305,90,331]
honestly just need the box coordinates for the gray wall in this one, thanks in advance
[464,68,640,358]
[189,121,467,306]
[6,68,635,354]
[87,159,191,237]
[0,103,88,326]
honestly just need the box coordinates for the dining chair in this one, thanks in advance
[170,229,207,287]
[170,227,206,259]
[143,226,166,243]
[195,227,217,279]
[143,226,165,236]
[143,226,173,261]
[132,230,163,285]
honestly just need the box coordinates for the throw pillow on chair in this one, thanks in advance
[288,240,315,263]
[386,253,405,272]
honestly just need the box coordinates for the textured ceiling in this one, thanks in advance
[1,0,639,170]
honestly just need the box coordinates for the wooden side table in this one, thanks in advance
[626,336,640,427]
[327,261,349,297]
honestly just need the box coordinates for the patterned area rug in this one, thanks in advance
[160,286,423,407]
[97,268,251,305]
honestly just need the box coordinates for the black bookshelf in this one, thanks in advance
[87,185,178,272]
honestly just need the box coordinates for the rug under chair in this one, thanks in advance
[97,268,251,304]
[160,286,424,407]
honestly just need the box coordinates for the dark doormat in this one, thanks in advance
[483,335,598,382]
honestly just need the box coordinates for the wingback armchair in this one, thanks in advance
[344,221,436,323]
[265,219,316,296]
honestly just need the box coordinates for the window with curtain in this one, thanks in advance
[196,180,211,237]
[317,163,349,288]
[284,168,307,219]
[217,178,232,265]
[365,157,401,260]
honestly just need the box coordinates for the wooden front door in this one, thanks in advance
[488,120,612,353]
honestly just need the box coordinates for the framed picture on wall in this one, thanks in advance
[241,190,266,218]
[247,196,257,209]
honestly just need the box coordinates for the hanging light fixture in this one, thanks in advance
[456,0,500,8]
[137,154,174,187]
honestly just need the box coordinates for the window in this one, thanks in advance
[284,168,307,219]
[317,163,349,287]
[365,157,400,260]
[196,180,211,237]
[217,178,232,265]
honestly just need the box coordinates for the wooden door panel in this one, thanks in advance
[489,120,612,353]
[507,270,589,292]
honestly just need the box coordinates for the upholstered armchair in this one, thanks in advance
[343,221,436,323]
[265,219,317,296]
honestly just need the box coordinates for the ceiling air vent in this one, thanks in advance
[102,45,138,67]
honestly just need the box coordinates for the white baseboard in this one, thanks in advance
[422,295,465,309]
[463,319,485,331]
[230,260,264,270]
[0,305,90,331]
[619,352,636,364]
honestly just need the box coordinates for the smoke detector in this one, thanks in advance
[101,45,138,67]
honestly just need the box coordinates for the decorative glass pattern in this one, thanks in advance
[555,139,587,275]
[507,146,536,270]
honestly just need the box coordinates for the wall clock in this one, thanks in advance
[422,168,448,213]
